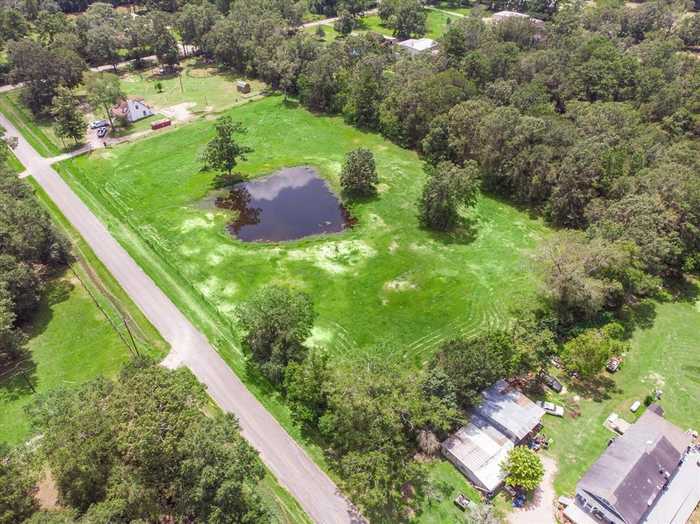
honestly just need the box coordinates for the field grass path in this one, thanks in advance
[0,108,358,524]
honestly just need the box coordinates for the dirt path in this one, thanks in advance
[507,455,558,524]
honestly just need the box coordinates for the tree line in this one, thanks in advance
[0,134,69,377]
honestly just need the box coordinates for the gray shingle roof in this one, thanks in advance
[577,407,692,524]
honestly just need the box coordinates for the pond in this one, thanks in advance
[215,166,353,242]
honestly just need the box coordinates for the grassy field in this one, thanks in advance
[56,95,548,368]
[540,290,700,495]
[0,181,169,446]
[358,10,461,39]
[120,59,266,116]
[54,95,548,519]
[6,149,24,174]
[0,90,62,157]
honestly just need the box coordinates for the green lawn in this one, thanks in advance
[303,23,342,43]
[6,149,24,174]
[0,90,63,157]
[542,290,700,495]
[0,270,133,445]
[0,181,169,446]
[56,95,548,368]
[119,59,266,116]
[358,10,461,39]
[53,96,548,505]
[416,460,483,523]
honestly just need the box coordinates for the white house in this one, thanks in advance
[111,98,154,123]
[397,38,438,56]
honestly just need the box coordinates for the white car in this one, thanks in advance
[96,126,109,138]
[537,400,564,417]
[89,120,109,129]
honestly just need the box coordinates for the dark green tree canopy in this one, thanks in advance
[236,285,315,384]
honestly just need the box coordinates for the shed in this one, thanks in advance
[396,38,438,56]
[441,415,514,494]
[472,379,545,443]
[236,80,251,94]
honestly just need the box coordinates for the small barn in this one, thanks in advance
[441,380,545,495]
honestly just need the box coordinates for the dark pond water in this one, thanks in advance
[215,166,352,242]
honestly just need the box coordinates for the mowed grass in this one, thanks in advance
[358,10,461,39]
[0,90,62,157]
[6,149,24,174]
[120,59,266,115]
[542,290,700,495]
[56,95,549,368]
[0,271,132,445]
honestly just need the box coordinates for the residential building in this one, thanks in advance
[111,98,154,123]
[568,405,697,524]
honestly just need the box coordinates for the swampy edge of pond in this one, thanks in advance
[214,166,354,242]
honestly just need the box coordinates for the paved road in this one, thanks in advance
[0,114,361,524]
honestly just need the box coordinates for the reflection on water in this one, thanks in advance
[215,166,353,242]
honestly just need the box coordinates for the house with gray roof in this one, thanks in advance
[570,406,695,524]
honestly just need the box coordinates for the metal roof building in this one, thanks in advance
[472,379,545,443]
[441,415,514,493]
[441,380,545,495]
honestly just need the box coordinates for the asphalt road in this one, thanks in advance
[0,113,361,524]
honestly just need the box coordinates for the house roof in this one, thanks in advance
[110,98,149,118]
[577,407,692,524]
[397,38,437,52]
[472,379,545,441]
[442,415,514,492]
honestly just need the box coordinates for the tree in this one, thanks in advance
[284,350,330,432]
[83,71,123,128]
[419,160,479,231]
[334,9,355,36]
[379,0,427,39]
[27,362,270,522]
[51,87,85,145]
[343,54,387,129]
[0,445,38,524]
[430,332,517,407]
[236,285,315,384]
[152,13,180,69]
[501,447,544,492]
[201,116,253,178]
[562,323,627,379]
[7,39,85,114]
[340,148,379,197]
[535,231,648,324]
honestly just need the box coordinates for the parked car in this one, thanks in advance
[97,126,109,138]
[454,494,471,511]
[89,120,109,129]
[537,400,565,417]
[541,373,563,393]
[606,357,622,373]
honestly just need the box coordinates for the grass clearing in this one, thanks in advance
[120,59,266,117]
[0,90,63,157]
[416,460,483,523]
[54,95,548,503]
[541,289,700,495]
[358,10,461,39]
[0,180,169,446]
[6,149,24,174]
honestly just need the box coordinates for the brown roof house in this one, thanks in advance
[568,405,698,524]
[111,98,153,123]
